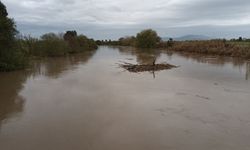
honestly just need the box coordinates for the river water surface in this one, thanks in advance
[0,46,250,150]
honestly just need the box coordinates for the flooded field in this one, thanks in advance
[0,46,250,150]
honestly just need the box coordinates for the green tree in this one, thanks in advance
[41,33,60,40]
[0,1,27,71]
[0,1,17,50]
[136,29,161,48]
[238,37,243,42]
[63,30,79,53]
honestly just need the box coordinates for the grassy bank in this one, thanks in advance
[167,40,250,59]
[99,39,250,59]
[97,28,250,59]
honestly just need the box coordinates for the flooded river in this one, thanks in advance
[0,46,250,150]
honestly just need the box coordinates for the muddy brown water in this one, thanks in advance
[0,46,250,150]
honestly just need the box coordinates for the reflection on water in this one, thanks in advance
[246,62,250,80]
[31,50,97,78]
[172,52,246,68]
[117,46,161,64]
[0,72,26,126]
[0,46,249,150]
[116,46,249,80]
[117,46,247,67]
[0,50,97,126]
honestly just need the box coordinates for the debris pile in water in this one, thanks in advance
[119,59,177,73]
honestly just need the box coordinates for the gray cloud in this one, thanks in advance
[2,0,250,39]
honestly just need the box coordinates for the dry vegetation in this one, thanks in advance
[119,60,177,73]
[98,29,250,60]
[167,40,250,59]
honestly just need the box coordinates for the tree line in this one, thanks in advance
[0,1,97,71]
[96,29,173,48]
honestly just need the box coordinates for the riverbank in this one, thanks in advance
[100,40,250,60]
[165,40,250,59]
[0,32,98,72]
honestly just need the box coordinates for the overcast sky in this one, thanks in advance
[2,0,250,39]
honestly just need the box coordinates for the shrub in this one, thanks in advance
[63,31,97,53]
[136,29,161,48]
[33,40,70,57]
[18,32,98,57]
[119,36,136,46]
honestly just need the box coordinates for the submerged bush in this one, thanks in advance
[32,40,70,57]
[34,33,70,57]
[63,31,97,53]
[76,35,98,52]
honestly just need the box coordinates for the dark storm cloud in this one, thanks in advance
[2,0,250,39]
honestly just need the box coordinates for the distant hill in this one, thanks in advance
[162,35,211,41]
